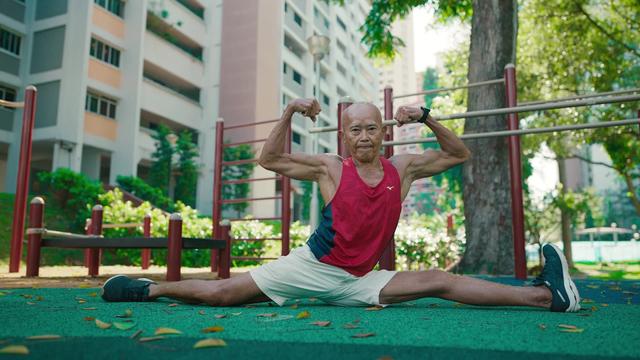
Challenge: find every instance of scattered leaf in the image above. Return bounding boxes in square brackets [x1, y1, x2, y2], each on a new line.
[352, 332, 375, 338]
[365, 306, 383, 311]
[560, 328, 584, 333]
[591, 306, 598, 312]
[26, 335, 61, 340]
[84, 316, 95, 321]
[558, 324, 577, 330]
[168, 303, 179, 307]
[608, 286, 622, 291]
[0, 345, 29, 355]
[214, 314, 227, 319]
[88, 292, 98, 297]
[130, 330, 143, 339]
[21, 294, 32, 299]
[78, 283, 92, 288]
[201, 326, 224, 333]
[26, 302, 35, 305]
[95, 319, 111, 329]
[296, 311, 311, 319]
[581, 299, 594, 304]
[290, 303, 299, 309]
[311, 321, 331, 327]
[82, 307, 97, 311]
[154, 327, 181, 335]
[116, 309, 133, 318]
[231, 312, 242, 316]
[193, 339, 227, 348]
[198, 310, 206, 315]
[343, 323, 359, 329]
[257, 313, 278, 318]
[139, 336, 164, 342]
[601, 304, 609, 307]
[586, 284, 599, 289]
[538, 324, 547, 330]
[77, 300, 87, 304]
[114, 322, 137, 331]
[0, 291, 7, 296]
[35, 296, 44, 301]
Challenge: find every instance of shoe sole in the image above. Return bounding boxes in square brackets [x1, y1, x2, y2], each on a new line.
[545, 244, 580, 312]
[101, 274, 128, 299]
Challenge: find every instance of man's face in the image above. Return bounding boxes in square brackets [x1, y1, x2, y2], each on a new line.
[342, 103, 384, 163]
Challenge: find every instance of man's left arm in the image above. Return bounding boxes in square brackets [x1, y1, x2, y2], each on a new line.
[393, 107, 471, 182]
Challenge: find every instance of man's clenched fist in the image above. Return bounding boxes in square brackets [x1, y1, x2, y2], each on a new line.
[287, 98, 321, 122]
[393, 106, 426, 127]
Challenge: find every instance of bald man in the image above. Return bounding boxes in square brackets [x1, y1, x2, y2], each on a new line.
[102, 98, 580, 313]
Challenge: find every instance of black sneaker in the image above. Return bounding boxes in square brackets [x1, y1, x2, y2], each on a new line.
[101, 275, 156, 302]
[532, 244, 581, 312]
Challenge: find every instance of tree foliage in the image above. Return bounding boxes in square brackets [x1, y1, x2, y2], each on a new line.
[174, 131, 199, 207]
[148, 124, 174, 196]
[222, 144, 256, 217]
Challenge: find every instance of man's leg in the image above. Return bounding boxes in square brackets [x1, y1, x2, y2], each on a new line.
[379, 269, 552, 308]
[148, 272, 270, 306]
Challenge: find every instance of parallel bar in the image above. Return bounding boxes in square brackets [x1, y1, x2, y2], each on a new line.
[222, 176, 281, 185]
[379, 86, 395, 271]
[211, 120, 224, 272]
[38, 237, 226, 249]
[87, 205, 103, 277]
[166, 214, 182, 281]
[382, 118, 640, 146]
[232, 257, 278, 261]
[26, 198, 44, 277]
[221, 196, 282, 204]
[0, 99, 24, 108]
[232, 237, 282, 242]
[281, 124, 292, 256]
[228, 217, 281, 222]
[222, 138, 267, 147]
[309, 93, 640, 133]
[26, 228, 102, 239]
[520, 88, 640, 106]
[392, 78, 504, 99]
[102, 223, 143, 229]
[224, 118, 280, 130]
[141, 214, 151, 270]
[221, 158, 258, 166]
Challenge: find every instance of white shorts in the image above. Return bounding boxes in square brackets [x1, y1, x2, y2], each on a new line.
[249, 244, 397, 307]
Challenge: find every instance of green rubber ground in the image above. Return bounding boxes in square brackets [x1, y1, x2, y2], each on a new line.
[0, 278, 638, 359]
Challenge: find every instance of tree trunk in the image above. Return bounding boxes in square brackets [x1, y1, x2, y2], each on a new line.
[460, 0, 517, 274]
[557, 159, 575, 268]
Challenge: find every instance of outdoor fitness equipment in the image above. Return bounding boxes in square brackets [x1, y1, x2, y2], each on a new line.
[309, 64, 640, 280]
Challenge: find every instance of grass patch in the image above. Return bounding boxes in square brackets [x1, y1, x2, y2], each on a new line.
[574, 261, 640, 280]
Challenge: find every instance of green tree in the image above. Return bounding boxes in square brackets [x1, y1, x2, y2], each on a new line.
[222, 144, 256, 218]
[148, 124, 174, 196]
[174, 130, 199, 207]
[422, 67, 439, 107]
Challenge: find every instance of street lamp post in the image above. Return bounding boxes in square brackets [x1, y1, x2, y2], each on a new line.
[306, 35, 330, 229]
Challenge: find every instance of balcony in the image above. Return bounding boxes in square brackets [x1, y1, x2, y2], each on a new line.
[140, 79, 202, 129]
[283, 72, 305, 99]
[284, 6, 306, 41]
[147, 0, 206, 46]
[146, 11, 203, 61]
[0, 108, 13, 132]
[144, 31, 204, 87]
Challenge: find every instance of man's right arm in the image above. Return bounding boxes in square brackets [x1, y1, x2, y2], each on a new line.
[259, 99, 332, 181]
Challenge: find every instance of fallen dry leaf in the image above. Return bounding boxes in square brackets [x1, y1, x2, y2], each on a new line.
[214, 314, 227, 319]
[560, 328, 584, 333]
[0, 345, 29, 355]
[343, 323, 359, 329]
[198, 310, 206, 315]
[116, 309, 133, 318]
[296, 311, 311, 319]
[310, 321, 331, 327]
[601, 304, 609, 307]
[78, 283, 92, 288]
[201, 326, 224, 333]
[608, 286, 622, 291]
[365, 306, 384, 311]
[95, 319, 111, 329]
[168, 303, 179, 307]
[26, 335, 61, 340]
[352, 332, 375, 338]
[84, 316, 95, 321]
[154, 327, 182, 335]
[139, 336, 164, 342]
[558, 324, 577, 330]
[538, 324, 547, 330]
[290, 303, 299, 309]
[26, 302, 35, 305]
[21, 294, 32, 299]
[114, 322, 136, 331]
[82, 307, 97, 311]
[581, 299, 594, 304]
[231, 312, 242, 316]
[77, 300, 87, 304]
[193, 339, 227, 348]
[586, 285, 599, 289]
[257, 313, 278, 318]
[130, 330, 143, 339]
[88, 292, 98, 297]
[35, 296, 44, 301]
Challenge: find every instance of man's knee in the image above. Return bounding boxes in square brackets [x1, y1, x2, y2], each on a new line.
[195, 281, 234, 307]
[421, 269, 453, 296]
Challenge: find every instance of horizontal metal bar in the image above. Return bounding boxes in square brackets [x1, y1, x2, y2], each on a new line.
[0, 99, 24, 108]
[221, 158, 259, 166]
[232, 237, 282, 242]
[392, 78, 505, 99]
[224, 118, 280, 130]
[40, 237, 226, 249]
[309, 93, 640, 133]
[221, 196, 282, 204]
[228, 217, 281, 222]
[231, 256, 278, 261]
[102, 223, 144, 229]
[26, 228, 102, 239]
[520, 88, 640, 106]
[383, 118, 640, 146]
[222, 138, 267, 148]
[222, 176, 281, 185]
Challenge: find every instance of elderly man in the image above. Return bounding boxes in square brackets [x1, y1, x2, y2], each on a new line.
[102, 98, 580, 312]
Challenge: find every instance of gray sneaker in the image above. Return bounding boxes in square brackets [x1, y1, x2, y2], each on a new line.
[101, 275, 156, 302]
[532, 244, 581, 312]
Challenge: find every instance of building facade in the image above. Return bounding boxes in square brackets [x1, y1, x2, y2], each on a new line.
[0, 0, 222, 214]
[218, 0, 379, 220]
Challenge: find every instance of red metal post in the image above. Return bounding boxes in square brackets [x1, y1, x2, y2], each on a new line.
[379, 86, 396, 271]
[9, 86, 37, 272]
[87, 205, 103, 277]
[281, 125, 292, 256]
[211, 119, 224, 272]
[141, 214, 151, 269]
[337, 97, 353, 158]
[26, 197, 44, 277]
[167, 213, 183, 281]
[505, 64, 527, 280]
[217, 221, 231, 279]
[447, 214, 454, 236]
[83, 219, 91, 267]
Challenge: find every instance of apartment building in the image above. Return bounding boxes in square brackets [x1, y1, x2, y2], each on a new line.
[376, 14, 438, 217]
[0, 0, 222, 214]
[219, 0, 379, 220]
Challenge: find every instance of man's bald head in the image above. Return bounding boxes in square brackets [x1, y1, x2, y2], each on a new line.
[342, 102, 382, 131]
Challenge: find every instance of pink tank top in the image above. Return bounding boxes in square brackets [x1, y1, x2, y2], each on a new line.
[306, 156, 402, 276]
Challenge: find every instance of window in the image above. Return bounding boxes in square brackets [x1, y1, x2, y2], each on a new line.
[283, 63, 288, 74]
[94, 0, 124, 18]
[293, 12, 302, 27]
[90, 38, 121, 67]
[293, 70, 302, 85]
[323, 94, 330, 106]
[85, 92, 117, 119]
[336, 16, 347, 31]
[292, 131, 301, 145]
[0, 85, 17, 110]
[0, 28, 21, 56]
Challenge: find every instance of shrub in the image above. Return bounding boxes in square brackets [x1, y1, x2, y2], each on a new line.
[229, 218, 275, 267]
[116, 175, 174, 211]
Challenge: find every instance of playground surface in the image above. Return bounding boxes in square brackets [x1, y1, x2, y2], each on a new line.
[0, 271, 638, 360]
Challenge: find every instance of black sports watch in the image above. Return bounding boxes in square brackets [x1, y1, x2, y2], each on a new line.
[417, 107, 431, 124]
